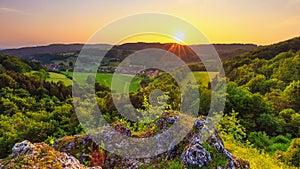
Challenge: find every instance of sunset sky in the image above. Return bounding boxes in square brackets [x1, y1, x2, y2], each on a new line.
[1, 0, 300, 49]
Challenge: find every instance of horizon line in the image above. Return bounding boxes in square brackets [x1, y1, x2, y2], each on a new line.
[2, 35, 300, 50]
[0, 41, 261, 50]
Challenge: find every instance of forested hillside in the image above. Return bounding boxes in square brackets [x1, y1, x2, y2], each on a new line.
[0, 54, 78, 158]
[222, 37, 300, 167]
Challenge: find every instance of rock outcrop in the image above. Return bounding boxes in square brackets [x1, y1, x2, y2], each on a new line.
[0, 140, 102, 169]
[0, 112, 249, 169]
[181, 117, 249, 169]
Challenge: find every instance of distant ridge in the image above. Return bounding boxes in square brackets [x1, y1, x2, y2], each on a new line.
[0, 44, 112, 58]
[0, 42, 257, 65]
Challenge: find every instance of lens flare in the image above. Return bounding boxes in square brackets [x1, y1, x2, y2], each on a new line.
[174, 31, 185, 43]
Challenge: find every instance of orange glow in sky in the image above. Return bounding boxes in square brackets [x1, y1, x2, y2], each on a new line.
[0, 0, 299, 48]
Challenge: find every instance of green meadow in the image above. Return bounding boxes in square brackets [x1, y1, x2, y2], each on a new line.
[43, 71, 217, 92]
[47, 72, 73, 86]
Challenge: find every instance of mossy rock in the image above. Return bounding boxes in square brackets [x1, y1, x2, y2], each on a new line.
[0, 141, 88, 169]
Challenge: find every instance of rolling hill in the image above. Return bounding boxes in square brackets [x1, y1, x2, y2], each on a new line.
[224, 36, 300, 78]
[0, 43, 257, 65]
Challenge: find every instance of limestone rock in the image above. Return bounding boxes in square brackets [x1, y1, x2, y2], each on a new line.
[12, 140, 37, 158]
[53, 134, 106, 167]
[181, 116, 250, 169]
[1, 140, 99, 169]
[181, 143, 212, 168]
[0, 113, 249, 169]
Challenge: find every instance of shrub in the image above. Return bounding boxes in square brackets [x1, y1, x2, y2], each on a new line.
[284, 138, 300, 167]
[247, 131, 271, 150]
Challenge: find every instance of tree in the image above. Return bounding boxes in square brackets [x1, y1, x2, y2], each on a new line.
[272, 53, 300, 83]
[0, 74, 17, 89]
[219, 110, 246, 141]
[280, 110, 300, 137]
[1, 56, 31, 73]
[248, 131, 272, 150]
[283, 80, 300, 111]
[256, 113, 284, 136]
[0, 97, 19, 116]
[32, 69, 48, 81]
[284, 138, 300, 167]
[225, 82, 271, 131]
[265, 89, 288, 113]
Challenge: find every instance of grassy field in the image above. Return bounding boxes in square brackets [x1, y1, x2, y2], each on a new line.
[25, 71, 73, 86]
[192, 72, 218, 87]
[64, 72, 142, 92]
[47, 72, 73, 86]
[50, 71, 218, 91]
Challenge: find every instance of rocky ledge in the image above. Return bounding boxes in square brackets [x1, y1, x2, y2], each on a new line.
[0, 112, 249, 169]
[0, 140, 101, 169]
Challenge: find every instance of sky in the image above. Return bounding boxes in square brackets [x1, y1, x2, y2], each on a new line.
[0, 0, 300, 49]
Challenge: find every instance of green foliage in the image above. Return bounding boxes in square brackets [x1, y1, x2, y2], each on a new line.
[137, 94, 169, 123]
[201, 142, 229, 168]
[0, 97, 19, 116]
[247, 132, 292, 155]
[0, 74, 17, 89]
[277, 138, 300, 167]
[31, 69, 48, 81]
[140, 158, 183, 169]
[225, 37, 300, 76]
[271, 51, 300, 83]
[225, 81, 271, 131]
[279, 109, 296, 121]
[0, 69, 80, 158]
[248, 132, 272, 150]
[0, 53, 45, 72]
[283, 80, 300, 111]
[285, 138, 300, 167]
[256, 113, 284, 136]
[219, 110, 246, 141]
[223, 133, 297, 169]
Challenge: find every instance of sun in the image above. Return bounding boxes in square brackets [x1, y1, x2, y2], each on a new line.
[173, 31, 185, 44]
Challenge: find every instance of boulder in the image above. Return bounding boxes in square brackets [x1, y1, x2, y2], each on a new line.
[12, 140, 37, 158]
[181, 117, 249, 169]
[181, 143, 212, 168]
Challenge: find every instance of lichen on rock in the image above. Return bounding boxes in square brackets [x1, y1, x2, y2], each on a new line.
[181, 116, 250, 169]
[0, 140, 100, 169]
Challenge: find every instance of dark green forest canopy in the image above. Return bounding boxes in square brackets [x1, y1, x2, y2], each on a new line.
[0, 54, 44, 73]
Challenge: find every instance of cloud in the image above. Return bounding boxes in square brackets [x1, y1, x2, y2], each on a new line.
[0, 7, 25, 14]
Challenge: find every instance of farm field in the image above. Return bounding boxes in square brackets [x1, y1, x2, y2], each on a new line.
[62, 71, 216, 91]
[64, 72, 142, 92]
[47, 72, 73, 86]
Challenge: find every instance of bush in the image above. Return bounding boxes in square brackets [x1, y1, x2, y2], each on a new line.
[284, 138, 300, 167]
[272, 135, 291, 144]
[247, 131, 271, 150]
[256, 113, 284, 136]
[268, 143, 290, 154]
[223, 133, 297, 169]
